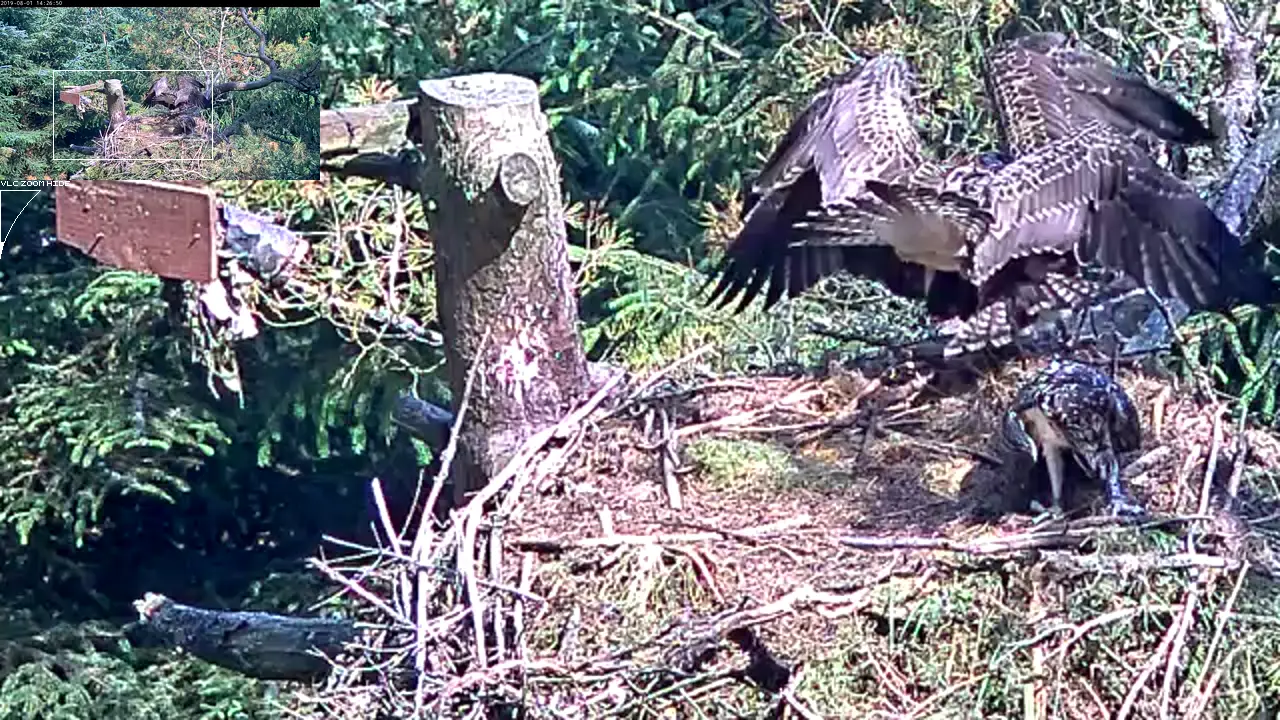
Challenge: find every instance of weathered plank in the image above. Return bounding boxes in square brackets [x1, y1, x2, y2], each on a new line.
[55, 180, 218, 282]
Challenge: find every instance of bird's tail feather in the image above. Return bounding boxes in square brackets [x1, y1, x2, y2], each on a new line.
[941, 300, 1017, 357]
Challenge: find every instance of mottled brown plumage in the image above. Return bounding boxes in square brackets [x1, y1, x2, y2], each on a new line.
[704, 54, 930, 313]
[705, 32, 1241, 358]
[1000, 358, 1144, 517]
[982, 32, 1216, 158]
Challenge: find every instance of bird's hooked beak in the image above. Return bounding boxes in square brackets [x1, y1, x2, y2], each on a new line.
[1002, 411, 1037, 463]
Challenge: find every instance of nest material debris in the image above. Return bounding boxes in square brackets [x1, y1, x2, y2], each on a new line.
[301, 353, 1280, 719]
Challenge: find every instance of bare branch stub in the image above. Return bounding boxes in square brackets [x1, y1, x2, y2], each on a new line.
[419, 72, 592, 504]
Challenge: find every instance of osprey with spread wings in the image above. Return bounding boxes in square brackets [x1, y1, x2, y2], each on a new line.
[705, 32, 1263, 356]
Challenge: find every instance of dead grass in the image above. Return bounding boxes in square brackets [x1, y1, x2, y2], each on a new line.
[300, 355, 1280, 719]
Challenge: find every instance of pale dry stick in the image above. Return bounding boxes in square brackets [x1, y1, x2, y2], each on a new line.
[1197, 407, 1228, 518]
[368, 477, 401, 549]
[1115, 585, 1200, 720]
[308, 557, 413, 626]
[597, 507, 616, 536]
[517, 514, 811, 551]
[514, 552, 535, 658]
[782, 686, 826, 720]
[675, 383, 824, 438]
[884, 428, 1002, 465]
[411, 327, 491, 558]
[867, 651, 916, 711]
[490, 517, 507, 662]
[1171, 442, 1205, 514]
[1041, 605, 1170, 664]
[1184, 644, 1248, 720]
[1157, 576, 1203, 719]
[1077, 676, 1111, 718]
[668, 545, 724, 602]
[530, 422, 589, 495]
[1027, 569, 1047, 720]
[456, 371, 626, 671]
[628, 342, 713, 400]
[1152, 386, 1172, 437]
[1226, 431, 1249, 498]
[1184, 563, 1250, 719]
[656, 513, 813, 545]
[660, 407, 684, 510]
[517, 531, 724, 550]
[319, 534, 545, 603]
[458, 501, 489, 671]
[780, 377, 886, 442]
[438, 657, 576, 696]
[412, 328, 489, 712]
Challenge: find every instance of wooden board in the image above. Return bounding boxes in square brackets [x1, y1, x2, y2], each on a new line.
[55, 180, 218, 282]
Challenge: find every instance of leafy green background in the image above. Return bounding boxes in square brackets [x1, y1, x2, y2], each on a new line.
[0, 0, 1279, 716]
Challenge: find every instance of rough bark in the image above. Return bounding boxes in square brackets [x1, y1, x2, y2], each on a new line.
[320, 99, 414, 155]
[1199, 0, 1276, 167]
[418, 73, 591, 503]
[124, 593, 357, 682]
[104, 79, 126, 129]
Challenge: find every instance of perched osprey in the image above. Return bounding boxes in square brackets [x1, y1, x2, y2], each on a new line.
[1000, 358, 1144, 517]
[706, 32, 1258, 356]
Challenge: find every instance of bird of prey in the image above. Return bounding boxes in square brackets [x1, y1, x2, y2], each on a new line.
[1000, 358, 1144, 518]
[706, 32, 1252, 357]
[703, 53, 930, 314]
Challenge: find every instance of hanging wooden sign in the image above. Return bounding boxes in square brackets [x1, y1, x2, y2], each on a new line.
[55, 180, 218, 282]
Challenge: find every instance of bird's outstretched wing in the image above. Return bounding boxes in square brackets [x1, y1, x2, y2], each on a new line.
[705, 54, 926, 312]
[800, 118, 1254, 355]
[856, 121, 1242, 312]
[983, 31, 1215, 158]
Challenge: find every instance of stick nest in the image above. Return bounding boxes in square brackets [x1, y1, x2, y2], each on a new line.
[296, 354, 1280, 719]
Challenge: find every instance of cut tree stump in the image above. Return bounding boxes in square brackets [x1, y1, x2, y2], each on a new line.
[418, 73, 592, 504]
[105, 79, 126, 128]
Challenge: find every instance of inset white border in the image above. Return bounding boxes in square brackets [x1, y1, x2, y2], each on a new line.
[52, 69, 216, 162]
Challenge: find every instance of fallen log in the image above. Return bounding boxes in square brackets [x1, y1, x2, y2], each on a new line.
[124, 592, 358, 682]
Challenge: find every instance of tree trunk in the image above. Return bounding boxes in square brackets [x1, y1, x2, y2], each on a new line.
[105, 79, 126, 129]
[417, 73, 591, 504]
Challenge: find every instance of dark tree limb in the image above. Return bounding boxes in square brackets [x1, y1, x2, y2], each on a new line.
[187, 7, 320, 102]
[124, 593, 357, 682]
[418, 72, 592, 502]
[1213, 98, 1280, 237]
[321, 150, 422, 193]
[1199, 0, 1278, 166]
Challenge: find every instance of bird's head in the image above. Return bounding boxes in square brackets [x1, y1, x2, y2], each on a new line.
[1000, 410, 1038, 463]
[860, 54, 917, 104]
